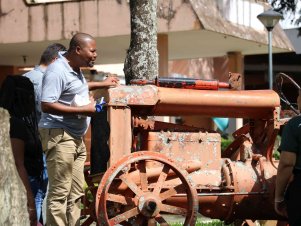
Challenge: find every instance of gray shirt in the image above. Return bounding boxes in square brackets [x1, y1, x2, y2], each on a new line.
[23, 65, 46, 122]
[39, 52, 90, 138]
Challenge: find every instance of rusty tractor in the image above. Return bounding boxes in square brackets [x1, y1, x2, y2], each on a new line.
[81, 75, 289, 226]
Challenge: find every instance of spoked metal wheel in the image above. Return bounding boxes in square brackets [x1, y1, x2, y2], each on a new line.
[95, 151, 198, 226]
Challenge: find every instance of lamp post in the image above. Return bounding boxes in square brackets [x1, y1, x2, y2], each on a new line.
[257, 9, 282, 89]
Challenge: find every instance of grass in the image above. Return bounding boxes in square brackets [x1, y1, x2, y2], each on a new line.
[171, 220, 234, 226]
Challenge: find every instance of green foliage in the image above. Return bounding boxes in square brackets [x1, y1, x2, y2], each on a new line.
[273, 135, 281, 160]
[271, 0, 297, 14]
[221, 137, 233, 152]
[273, 149, 280, 160]
[220, 134, 282, 160]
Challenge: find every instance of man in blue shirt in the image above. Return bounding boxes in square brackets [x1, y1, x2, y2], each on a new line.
[39, 33, 119, 226]
[23, 43, 66, 225]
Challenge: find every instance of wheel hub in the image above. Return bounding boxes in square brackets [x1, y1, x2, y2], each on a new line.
[138, 193, 161, 217]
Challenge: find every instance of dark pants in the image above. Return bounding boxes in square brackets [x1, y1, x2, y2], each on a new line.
[90, 108, 110, 175]
[286, 172, 301, 226]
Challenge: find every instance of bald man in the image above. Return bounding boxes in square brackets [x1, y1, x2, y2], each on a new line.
[39, 33, 119, 225]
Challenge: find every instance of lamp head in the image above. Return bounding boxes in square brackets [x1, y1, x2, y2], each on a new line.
[257, 8, 283, 31]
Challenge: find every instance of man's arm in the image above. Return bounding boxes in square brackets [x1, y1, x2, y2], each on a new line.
[274, 151, 296, 217]
[41, 97, 96, 116]
[11, 138, 37, 226]
[88, 76, 119, 90]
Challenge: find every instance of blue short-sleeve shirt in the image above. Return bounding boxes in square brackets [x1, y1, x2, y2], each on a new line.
[39, 52, 90, 138]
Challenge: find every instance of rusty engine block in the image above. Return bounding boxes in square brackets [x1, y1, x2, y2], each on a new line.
[82, 78, 287, 226]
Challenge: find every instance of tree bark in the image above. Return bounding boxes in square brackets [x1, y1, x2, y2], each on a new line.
[124, 0, 158, 85]
[0, 108, 29, 226]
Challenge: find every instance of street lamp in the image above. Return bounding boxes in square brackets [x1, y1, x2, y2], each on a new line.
[257, 8, 283, 89]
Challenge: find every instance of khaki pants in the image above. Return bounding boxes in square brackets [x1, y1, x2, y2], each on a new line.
[39, 128, 86, 226]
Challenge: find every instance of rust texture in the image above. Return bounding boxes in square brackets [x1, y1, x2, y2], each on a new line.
[104, 85, 280, 118]
[83, 85, 286, 225]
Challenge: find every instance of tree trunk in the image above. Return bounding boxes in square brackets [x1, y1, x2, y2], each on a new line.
[124, 0, 158, 85]
[0, 108, 29, 226]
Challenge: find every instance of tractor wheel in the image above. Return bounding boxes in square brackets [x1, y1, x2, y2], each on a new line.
[95, 151, 198, 226]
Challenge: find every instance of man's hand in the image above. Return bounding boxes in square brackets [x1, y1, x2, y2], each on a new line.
[88, 76, 120, 90]
[103, 76, 119, 87]
[81, 96, 97, 116]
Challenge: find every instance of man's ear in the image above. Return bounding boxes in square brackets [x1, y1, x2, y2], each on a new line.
[75, 46, 81, 54]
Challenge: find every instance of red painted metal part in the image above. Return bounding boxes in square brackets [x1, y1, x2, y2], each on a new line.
[95, 151, 198, 226]
[106, 85, 280, 118]
[154, 88, 280, 118]
[130, 77, 231, 90]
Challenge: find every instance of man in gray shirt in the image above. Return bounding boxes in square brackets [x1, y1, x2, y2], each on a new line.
[24, 43, 66, 122]
[39, 33, 119, 226]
